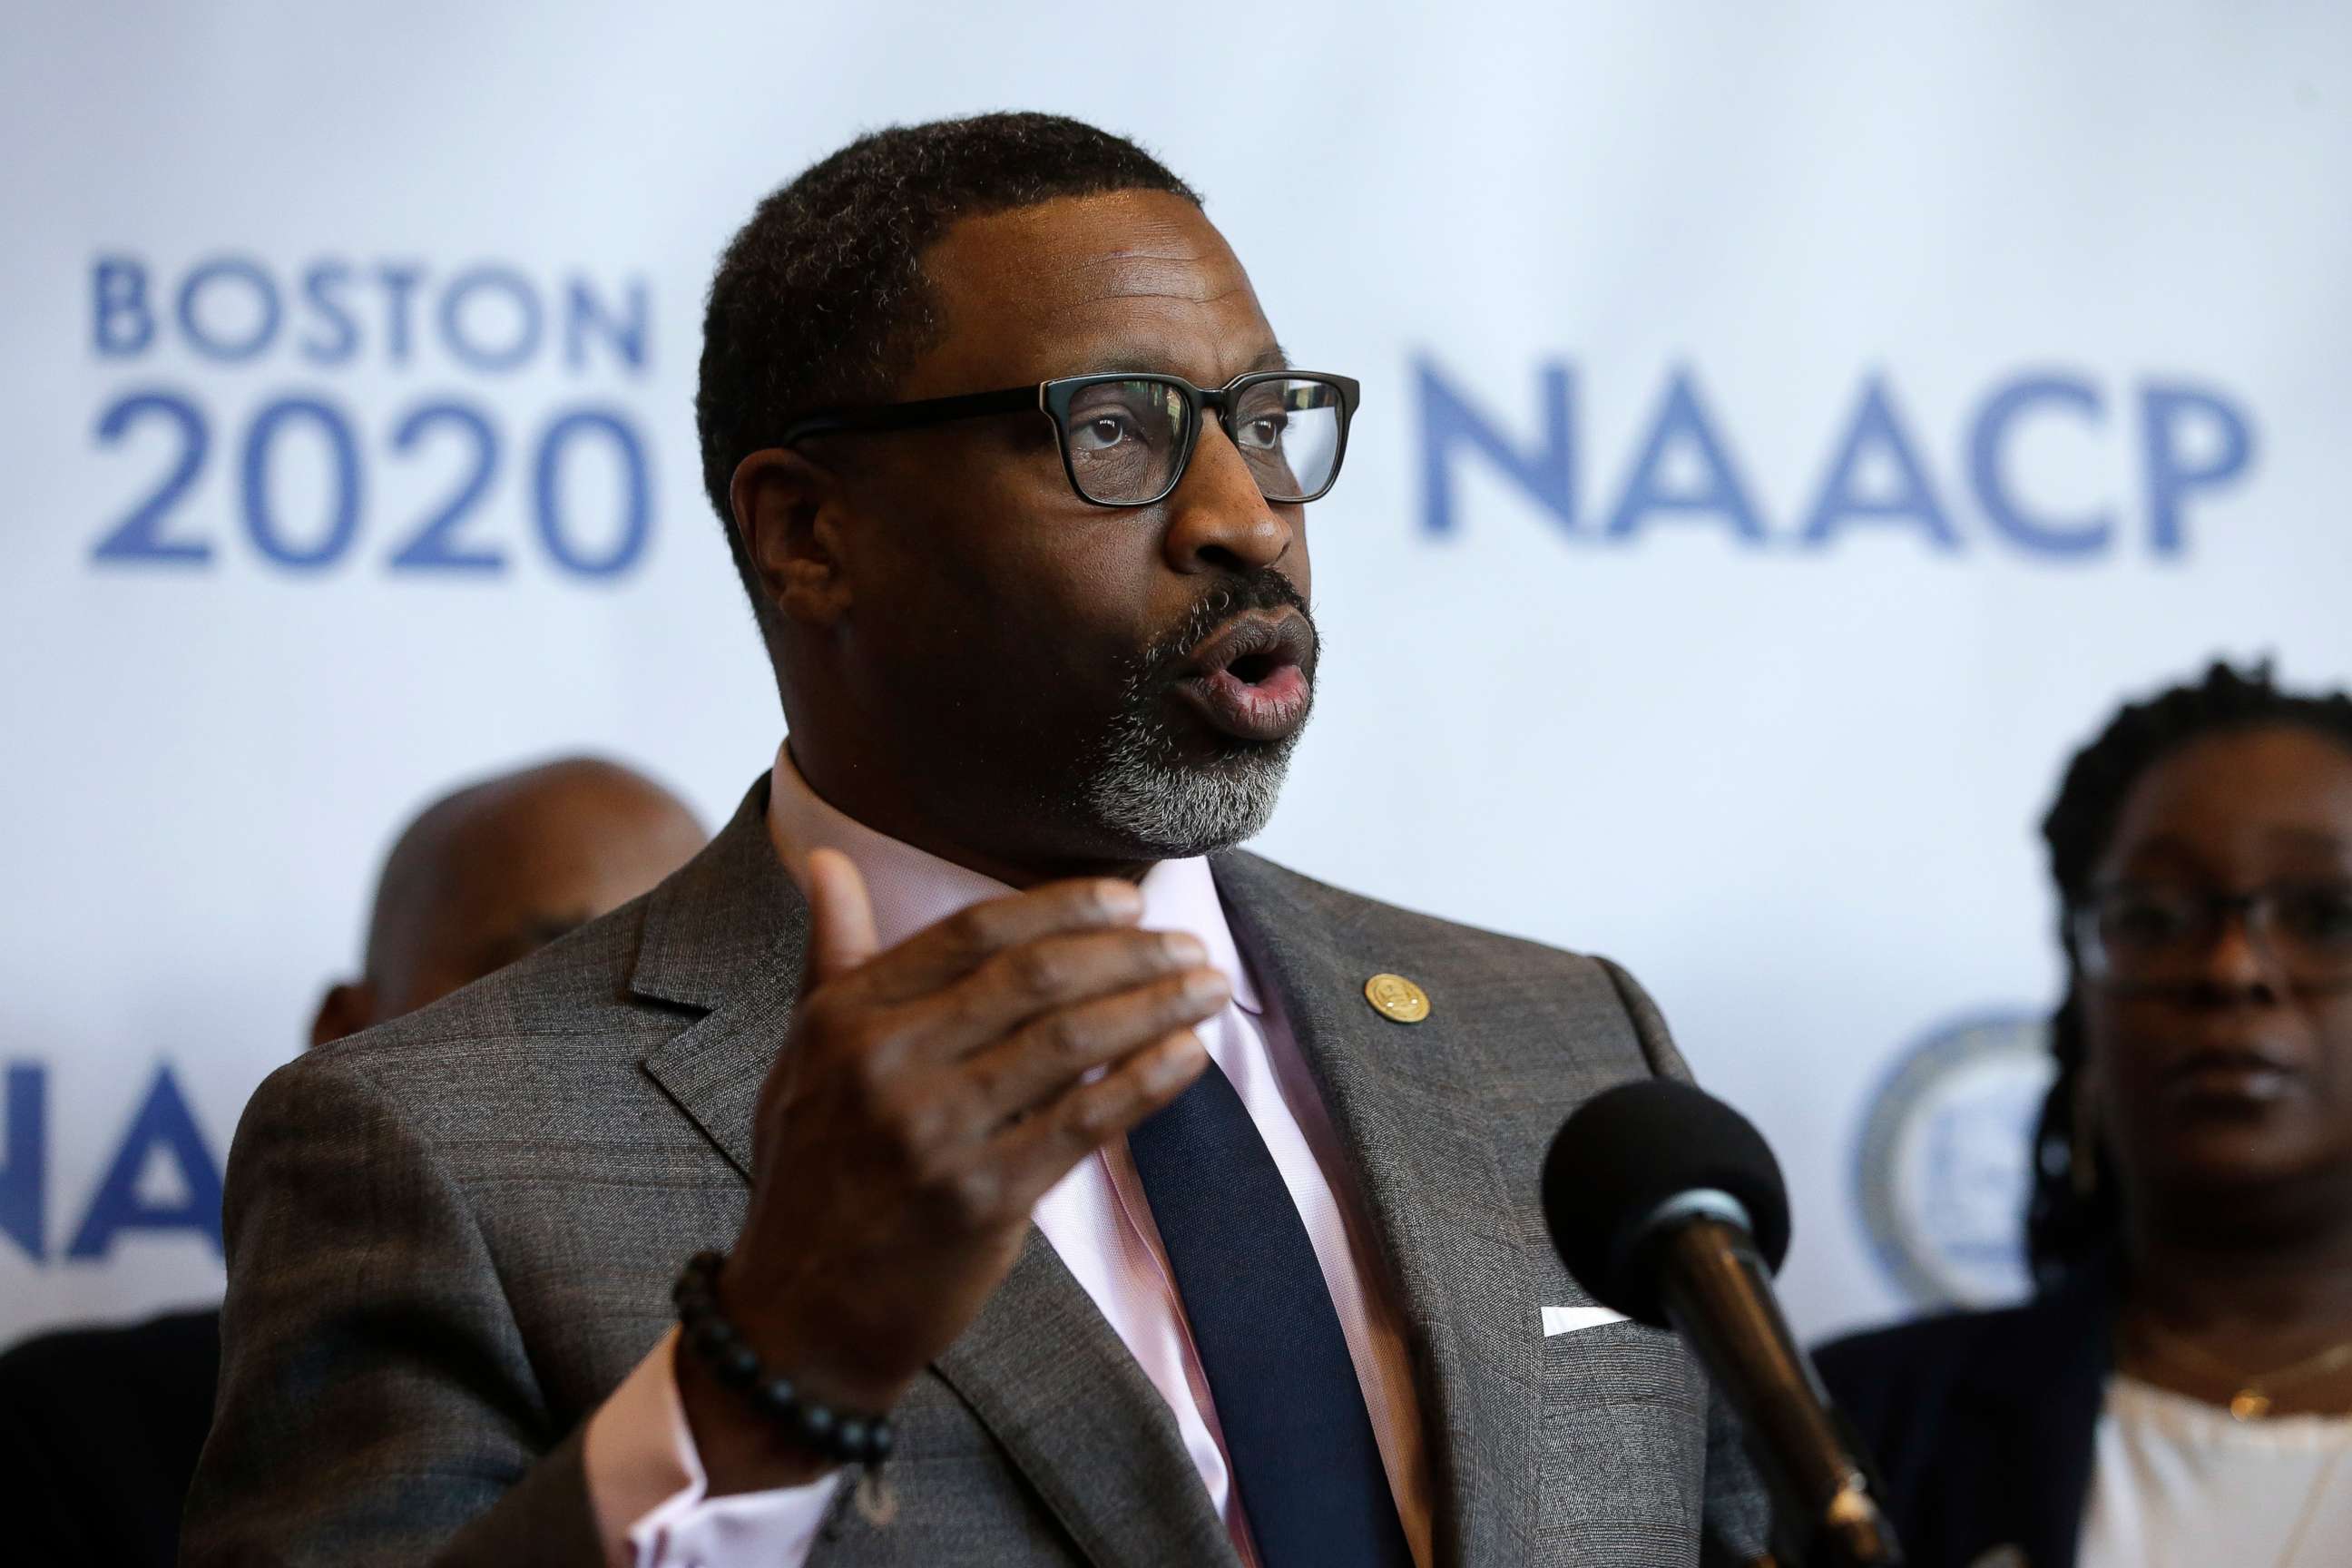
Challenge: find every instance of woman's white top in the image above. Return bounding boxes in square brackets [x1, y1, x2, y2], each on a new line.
[2076, 1375, 2352, 1568]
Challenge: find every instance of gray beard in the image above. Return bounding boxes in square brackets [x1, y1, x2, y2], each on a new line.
[1077, 683, 1304, 860]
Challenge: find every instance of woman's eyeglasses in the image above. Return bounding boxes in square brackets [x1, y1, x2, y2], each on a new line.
[2072, 881, 2352, 988]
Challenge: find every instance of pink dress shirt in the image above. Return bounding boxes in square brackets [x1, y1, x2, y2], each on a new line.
[582, 745, 1433, 1567]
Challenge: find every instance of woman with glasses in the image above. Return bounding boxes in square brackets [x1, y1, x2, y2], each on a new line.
[1816, 662, 2352, 1568]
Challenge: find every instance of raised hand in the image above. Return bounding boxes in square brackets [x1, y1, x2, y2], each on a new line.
[677, 849, 1222, 1491]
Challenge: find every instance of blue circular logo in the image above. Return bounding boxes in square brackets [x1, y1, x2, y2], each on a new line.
[1854, 1011, 2055, 1309]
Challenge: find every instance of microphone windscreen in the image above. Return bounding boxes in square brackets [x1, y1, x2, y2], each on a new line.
[1541, 1079, 1792, 1324]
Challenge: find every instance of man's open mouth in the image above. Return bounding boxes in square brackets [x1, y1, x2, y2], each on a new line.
[1170, 611, 1316, 744]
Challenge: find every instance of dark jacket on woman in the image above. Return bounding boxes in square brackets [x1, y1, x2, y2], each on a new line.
[1812, 1266, 2115, 1568]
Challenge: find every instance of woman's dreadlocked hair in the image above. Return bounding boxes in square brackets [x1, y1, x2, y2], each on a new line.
[2025, 660, 2352, 1289]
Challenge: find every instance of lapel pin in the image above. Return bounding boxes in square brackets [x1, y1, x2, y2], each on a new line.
[1363, 973, 1431, 1024]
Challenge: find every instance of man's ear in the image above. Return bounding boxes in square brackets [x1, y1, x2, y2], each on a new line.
[309, 980, 377, 1049]
[731, 447, 854, 628]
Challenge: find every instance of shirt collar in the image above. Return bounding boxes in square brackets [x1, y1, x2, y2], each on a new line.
[765, 740, 1260, 1014]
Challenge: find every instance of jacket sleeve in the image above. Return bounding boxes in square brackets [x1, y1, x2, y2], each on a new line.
[1593, 957, 1778, 1564]
[182, 1054, 605, 1566]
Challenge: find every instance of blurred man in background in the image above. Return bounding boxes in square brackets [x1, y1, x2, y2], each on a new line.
[308, 757, 710, 1046]
[0, 756, 706, 1567]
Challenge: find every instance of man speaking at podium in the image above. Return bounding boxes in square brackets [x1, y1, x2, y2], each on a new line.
[185, 113, 1766, 1566]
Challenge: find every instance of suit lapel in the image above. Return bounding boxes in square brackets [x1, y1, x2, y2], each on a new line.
[931, 1234, 1240, 1567]
[633, 779, 1234, 1566]
[1211, 853, 1544, 1567]
[633, 779, 808, 1175]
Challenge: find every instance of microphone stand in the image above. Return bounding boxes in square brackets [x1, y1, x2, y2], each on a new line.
[1659, 1219, 1903, 1567]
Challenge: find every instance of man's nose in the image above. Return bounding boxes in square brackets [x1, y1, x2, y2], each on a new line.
[1161, 421, 1295, 574]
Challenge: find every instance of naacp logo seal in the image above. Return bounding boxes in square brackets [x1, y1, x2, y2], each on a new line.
[1853, 1012, 2054, 1309]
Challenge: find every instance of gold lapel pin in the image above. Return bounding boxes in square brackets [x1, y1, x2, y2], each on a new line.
[1364, 973, 1431, 1024]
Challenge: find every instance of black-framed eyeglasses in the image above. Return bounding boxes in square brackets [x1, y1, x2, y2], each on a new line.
[2070, 880, 2352, 989]
[779, 370, 1361, 508]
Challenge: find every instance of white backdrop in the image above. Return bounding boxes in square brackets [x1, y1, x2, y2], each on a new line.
[5, 0, 2348, 1347]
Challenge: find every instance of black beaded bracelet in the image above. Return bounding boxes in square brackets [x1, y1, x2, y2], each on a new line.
[672, 1250, 897, 1468]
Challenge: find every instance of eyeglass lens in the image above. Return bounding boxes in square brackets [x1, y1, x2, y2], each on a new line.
[1063, 377, 1345, 505]
[2080, 883, 2352, 984]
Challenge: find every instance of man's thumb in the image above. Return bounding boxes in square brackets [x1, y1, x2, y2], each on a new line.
[804, 848, 880, 984]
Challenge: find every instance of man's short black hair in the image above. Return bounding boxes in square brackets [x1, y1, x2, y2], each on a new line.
[695, 112, 1201, 627]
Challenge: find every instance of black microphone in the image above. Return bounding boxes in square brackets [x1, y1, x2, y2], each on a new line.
[1541, 1080, 1901, 1567]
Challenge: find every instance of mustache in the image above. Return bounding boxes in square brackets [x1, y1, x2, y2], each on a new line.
[1136, 569, 1317, 681]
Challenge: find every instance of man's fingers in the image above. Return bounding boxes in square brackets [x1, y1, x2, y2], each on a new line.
[892, 928, 1215, 1062]
[958, 967, 1230, 1120]
[804, 848, 880, 985]
[993, 1029, 1211, 1210]
[841, 879, 1146, 1005]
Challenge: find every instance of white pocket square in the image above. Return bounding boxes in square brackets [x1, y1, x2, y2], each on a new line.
[1542, 1306, 1630, 1337]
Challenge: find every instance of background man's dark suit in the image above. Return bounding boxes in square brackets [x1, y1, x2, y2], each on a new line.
[0, 1308, 219, 1564]
[184, 781, 1769, 1564]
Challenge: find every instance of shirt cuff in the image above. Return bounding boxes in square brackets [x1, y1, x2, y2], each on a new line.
[583, 1326, 845, 1568]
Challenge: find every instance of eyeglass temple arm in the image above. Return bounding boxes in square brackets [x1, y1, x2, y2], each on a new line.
[779, 385, 1044, 445]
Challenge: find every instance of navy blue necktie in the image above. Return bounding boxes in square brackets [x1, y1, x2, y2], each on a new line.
[1123, 1053, 1416, 1568]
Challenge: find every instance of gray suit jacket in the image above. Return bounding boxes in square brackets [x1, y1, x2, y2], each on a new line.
[185, 779, 1769, 1566]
